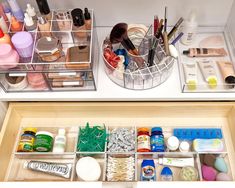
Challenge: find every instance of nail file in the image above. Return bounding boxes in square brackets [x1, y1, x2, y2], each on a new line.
[173, 128, 223, 141]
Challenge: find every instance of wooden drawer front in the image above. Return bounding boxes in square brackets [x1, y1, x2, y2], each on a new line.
[0, 102, 235, 184]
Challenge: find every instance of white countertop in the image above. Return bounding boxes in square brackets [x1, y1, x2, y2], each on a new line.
[0, 27, 235, 102]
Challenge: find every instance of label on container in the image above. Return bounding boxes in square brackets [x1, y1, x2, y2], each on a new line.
[63, 81, 81, 86]
[34, 134, 53, 152]
[141, 165, 156, 181]
[17, 134, 35, 152]
[151, 135, 164, 152]
[137, 135, 150, 150]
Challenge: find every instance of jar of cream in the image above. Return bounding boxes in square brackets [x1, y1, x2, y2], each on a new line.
[0, 43, 19, 70]
[35, 36, 63, 62]
[33, 131, 54, 152]
[5, 74, 28, 90]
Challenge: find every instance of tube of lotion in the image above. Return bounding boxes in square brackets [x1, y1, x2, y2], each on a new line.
[24, 160, 72, 179]
[217, 61, 235, 88]
[198, 60, 217, 88]
[183, 48, 227, 57]
[183, 63, 197, 90]
[158, 157, 194, 167]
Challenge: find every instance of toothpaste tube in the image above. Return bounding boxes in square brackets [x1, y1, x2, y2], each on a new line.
[193, 139, 224, 152]
[24, 160, 72, 179]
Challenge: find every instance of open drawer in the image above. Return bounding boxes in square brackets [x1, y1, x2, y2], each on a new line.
[0, 102, 235, 187]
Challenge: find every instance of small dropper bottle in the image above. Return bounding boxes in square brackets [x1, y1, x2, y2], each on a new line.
[26, 4, 37, 20]
[24, 13, 37, 31]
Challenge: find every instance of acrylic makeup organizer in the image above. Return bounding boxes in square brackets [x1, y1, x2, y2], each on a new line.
[0, 9, 98, 92]
[177, 31, 235, 93]
[4, 123, 233, 182]
[102, 26, 175, 90]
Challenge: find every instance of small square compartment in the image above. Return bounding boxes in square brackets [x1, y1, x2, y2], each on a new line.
[73, 153, 105, 181]
[137, 153, 201, 181]
[5, 156, 75, 181]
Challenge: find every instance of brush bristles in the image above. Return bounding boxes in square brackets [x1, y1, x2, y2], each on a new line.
[110, 23, 128, 43]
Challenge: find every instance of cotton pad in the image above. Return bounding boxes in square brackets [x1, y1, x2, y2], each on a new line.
[76, 157, 101, 181]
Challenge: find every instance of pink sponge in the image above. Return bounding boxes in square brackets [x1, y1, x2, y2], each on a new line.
[202, 165, 217, 181]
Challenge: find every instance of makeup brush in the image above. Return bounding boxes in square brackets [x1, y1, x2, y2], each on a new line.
[163, 7, 170, 56]
[110, 23, 138, 55]
[168, 17, 184, 40]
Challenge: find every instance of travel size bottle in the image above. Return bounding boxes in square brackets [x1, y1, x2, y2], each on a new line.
[180, 11, 198, 45]
[26, 4, 37, 20]
[53, 129, 66, 153]
[24, 13, 37, 31]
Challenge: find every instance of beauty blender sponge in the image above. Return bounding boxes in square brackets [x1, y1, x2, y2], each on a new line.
[214, 157, 228, 173]
[203, 154, 217, 167]
[216, 173, 232, 181]
[202, 165, 217, 181]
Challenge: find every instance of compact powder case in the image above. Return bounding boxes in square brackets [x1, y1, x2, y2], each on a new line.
[35, 36, 63, 62]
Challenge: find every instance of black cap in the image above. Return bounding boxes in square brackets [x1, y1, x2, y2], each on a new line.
[225, 76, 235, 89]
[183, 50, 190, 55]
[84, 8, 91, 20]
[71, 8, 85, 27]
[36, 0, 50, 15]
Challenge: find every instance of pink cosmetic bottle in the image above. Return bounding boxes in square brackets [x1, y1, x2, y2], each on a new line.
[0, 43, 19, 70]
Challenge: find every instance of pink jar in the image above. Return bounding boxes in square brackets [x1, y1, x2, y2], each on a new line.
[27, 73, 48, 90]
[0, 43, 19, 70]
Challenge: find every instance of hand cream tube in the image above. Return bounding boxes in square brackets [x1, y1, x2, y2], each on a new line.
[198, 60, 217, 88]
[183, 48, 227, 57]
[183, 63, 197, 90]
[24, 160, 72, 179]
[217, 61, 235, 88]
[157, 157, 194, 167]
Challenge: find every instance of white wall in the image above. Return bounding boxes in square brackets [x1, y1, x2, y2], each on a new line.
[0, 102, 7, 130]
[227, 0, 235, 57]
[18, 0, 234, 26]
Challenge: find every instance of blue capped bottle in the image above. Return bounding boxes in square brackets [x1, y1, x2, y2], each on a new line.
[150, 127, 165, 152]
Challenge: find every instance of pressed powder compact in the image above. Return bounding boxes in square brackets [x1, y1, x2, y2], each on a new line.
[35, 36, 63, 62]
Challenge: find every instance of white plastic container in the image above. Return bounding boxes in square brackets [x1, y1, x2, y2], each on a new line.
[53, 129, 66, 153]
[180, 11, 198, 45]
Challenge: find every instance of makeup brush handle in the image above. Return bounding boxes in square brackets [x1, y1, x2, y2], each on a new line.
[163, 32, 170, 56]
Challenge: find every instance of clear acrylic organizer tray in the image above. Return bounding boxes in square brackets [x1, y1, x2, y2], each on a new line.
[5, 124, 232, 182]
[102, 25, 175, 90]
[0, 9, 99, 92]
[177, 30, 235, 93]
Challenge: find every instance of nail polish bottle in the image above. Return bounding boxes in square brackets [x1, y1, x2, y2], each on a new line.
[38, 16, 51, 37]
[0, 3, 8, 21]
[84, 8, 91, 30]
[26, 4, 37, 20]
[71, 8, 87, 39]
[1, 1, 12, 22]
[24, 13, 37, 32]
[0, 15, 9, 33]
[10, 16, 23, 32]
[7, 0, 24, 22]
[36, 0, 52, 20]
[0, 27, 12, 46]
